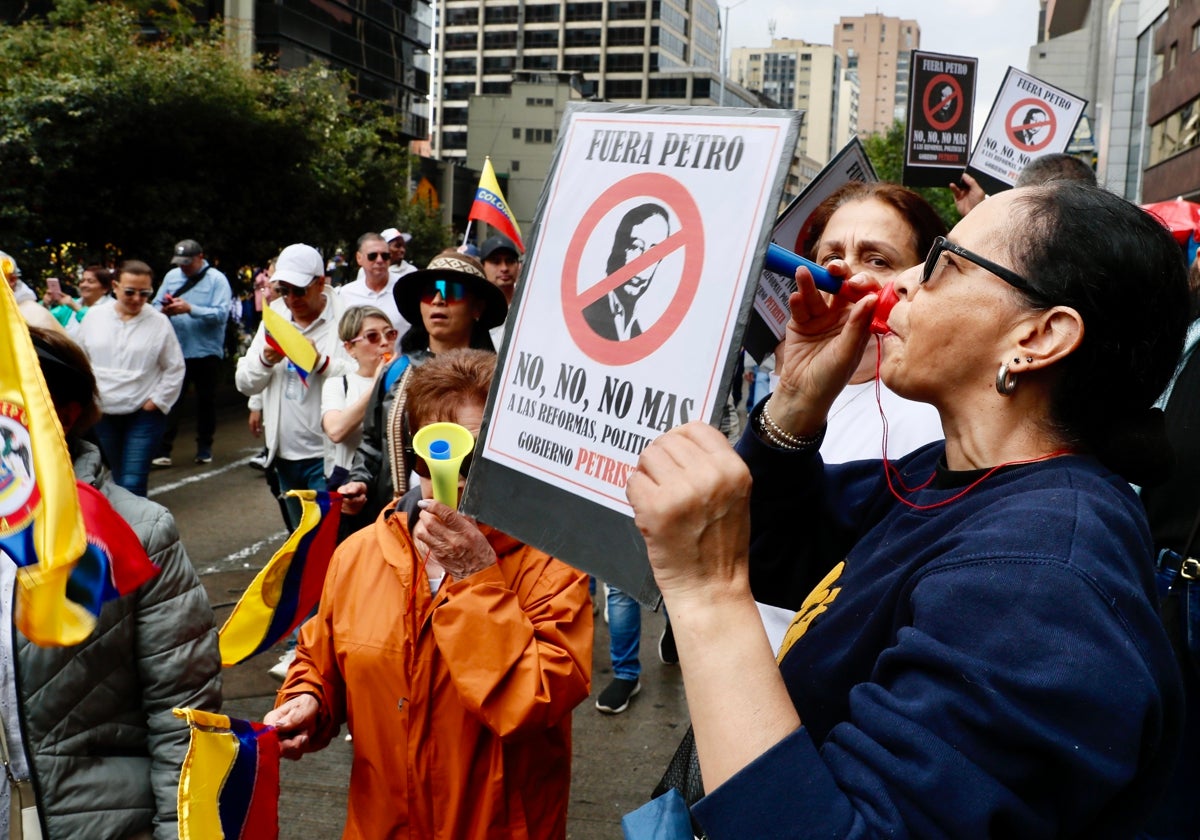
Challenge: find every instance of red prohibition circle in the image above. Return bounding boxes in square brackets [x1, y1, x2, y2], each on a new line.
[923, 74, 963, 132]
[562, 173, 705, 366]
[1005, 97, 1057, 153]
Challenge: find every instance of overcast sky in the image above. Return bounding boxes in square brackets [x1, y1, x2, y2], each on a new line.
[726, 0, 1043, 137]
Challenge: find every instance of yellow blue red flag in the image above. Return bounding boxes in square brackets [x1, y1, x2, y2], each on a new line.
[0, 266, 91, 646]
[261, 307, 323, 387]
[174, 708, 280, 840]
[218, 490, 340, 666]
[469, 157, 525, 252]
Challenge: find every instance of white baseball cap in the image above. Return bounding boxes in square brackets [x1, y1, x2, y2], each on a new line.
[273, 244, 325, 287]
[380, 227, 412, 244]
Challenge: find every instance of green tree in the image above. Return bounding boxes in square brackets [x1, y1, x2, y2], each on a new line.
[0, 5, 409, 287]
[863, 119, 961, 229]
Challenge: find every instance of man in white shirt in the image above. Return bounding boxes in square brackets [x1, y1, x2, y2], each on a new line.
[337, 232, 409, 339]
[381, 226, 417, 279]
[235, 244, 354, 531]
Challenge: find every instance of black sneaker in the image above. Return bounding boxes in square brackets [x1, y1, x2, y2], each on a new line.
[194, 449, 213, 465]
[595, 677, 640, 714]
[658, 622, 679, 665]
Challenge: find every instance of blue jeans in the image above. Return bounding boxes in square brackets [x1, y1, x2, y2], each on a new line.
[94, 409, 167, 497]
[607, 585, 641, 681]
[273, 456, 327, 532]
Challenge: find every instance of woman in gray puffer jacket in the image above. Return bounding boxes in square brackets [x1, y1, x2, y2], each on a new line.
[2, 327, 222, 840]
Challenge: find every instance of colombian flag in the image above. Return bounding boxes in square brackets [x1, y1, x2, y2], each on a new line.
[174, 708, 280, 840]
[261, 307, 323, 387]
[469, 157, 525, 252]
[218, 490, 340, 666]
[67, 482, 160, 618]
[0, 266, 90, 646]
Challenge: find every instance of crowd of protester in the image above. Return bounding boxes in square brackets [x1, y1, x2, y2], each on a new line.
[4, 155, 1200, 839]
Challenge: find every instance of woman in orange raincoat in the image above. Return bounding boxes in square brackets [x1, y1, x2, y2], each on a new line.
[265, 349, 593, 839]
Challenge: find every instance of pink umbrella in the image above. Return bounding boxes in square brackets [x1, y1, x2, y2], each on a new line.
[1141, 198, 1200, 246]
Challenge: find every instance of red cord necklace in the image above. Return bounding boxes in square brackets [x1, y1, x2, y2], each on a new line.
[869, 336, 1073, 511]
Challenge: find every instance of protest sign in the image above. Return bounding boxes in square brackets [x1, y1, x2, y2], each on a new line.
[902, 50, 977, 188]
[966, 67, 1087, 195]
[461, 103, 799, 605]
[742, 138, 877, 364]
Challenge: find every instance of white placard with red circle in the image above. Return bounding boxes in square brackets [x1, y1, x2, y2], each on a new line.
[476, 105, 796, 516]
[967, 67, 1086, 190]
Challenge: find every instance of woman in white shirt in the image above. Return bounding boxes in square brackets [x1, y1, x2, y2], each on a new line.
[322, 306, 394, 539]
[76, 260, 184, 496]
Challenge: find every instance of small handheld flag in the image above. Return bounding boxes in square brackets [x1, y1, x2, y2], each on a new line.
[218, 490, 341, 666]
[174, 708, 280, 840]
[261, 307, 321, 387]
[468, 157, 524, 252]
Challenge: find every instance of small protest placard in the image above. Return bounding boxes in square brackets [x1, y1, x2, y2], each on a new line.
[902, 50, 977, 189]
[966, 67, 1087, 195]
[461, 103, 799, 605]
[742, 138, 877, 364]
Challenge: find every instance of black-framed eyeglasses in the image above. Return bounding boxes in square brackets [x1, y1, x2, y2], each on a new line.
[119, 287, 153, 298]
[364, 251, 389, 262]
[922, 235, 1039, 297]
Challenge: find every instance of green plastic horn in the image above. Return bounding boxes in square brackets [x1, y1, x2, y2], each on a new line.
[412, 422, 475, 507]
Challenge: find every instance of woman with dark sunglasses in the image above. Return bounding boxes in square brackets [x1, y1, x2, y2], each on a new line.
[266, 349, 591, 839]
[337, 250, 507, 525]
[626, 183, 1189, 838]
[74, 259, 185, 496]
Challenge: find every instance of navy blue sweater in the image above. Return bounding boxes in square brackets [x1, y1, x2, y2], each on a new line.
[693, 422, 1183, 839]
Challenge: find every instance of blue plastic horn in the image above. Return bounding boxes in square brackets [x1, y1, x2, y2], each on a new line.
[764, 242, 840, 294]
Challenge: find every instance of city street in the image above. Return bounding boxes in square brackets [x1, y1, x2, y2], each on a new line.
[148, 377, 688, 839]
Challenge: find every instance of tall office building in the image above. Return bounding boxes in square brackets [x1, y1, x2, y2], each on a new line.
[240, 1, 432, 141]
[435, 0, 725, 161]
[730, 39, 858, 165]
[0, 1, 434, 142]
[833, 13, 919, 137]
[1144, 0, 1199, 201]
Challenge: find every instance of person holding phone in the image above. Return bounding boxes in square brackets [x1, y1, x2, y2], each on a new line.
[47, 266, 116, 334]
[151, 238, 232, 467]
[75, 260, 185, 497]
[41, 276, 73, 326]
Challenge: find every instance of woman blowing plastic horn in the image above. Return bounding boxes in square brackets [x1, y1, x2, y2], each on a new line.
[627, 183, 1188, 838]
[265, 349, 592, 840]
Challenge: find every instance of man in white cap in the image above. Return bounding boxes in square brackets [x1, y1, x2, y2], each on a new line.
[235, 244, 354, 532]
[151, 238, 232, 467]
[381, 226, 417, 278]
[337, 231, 410, 338]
